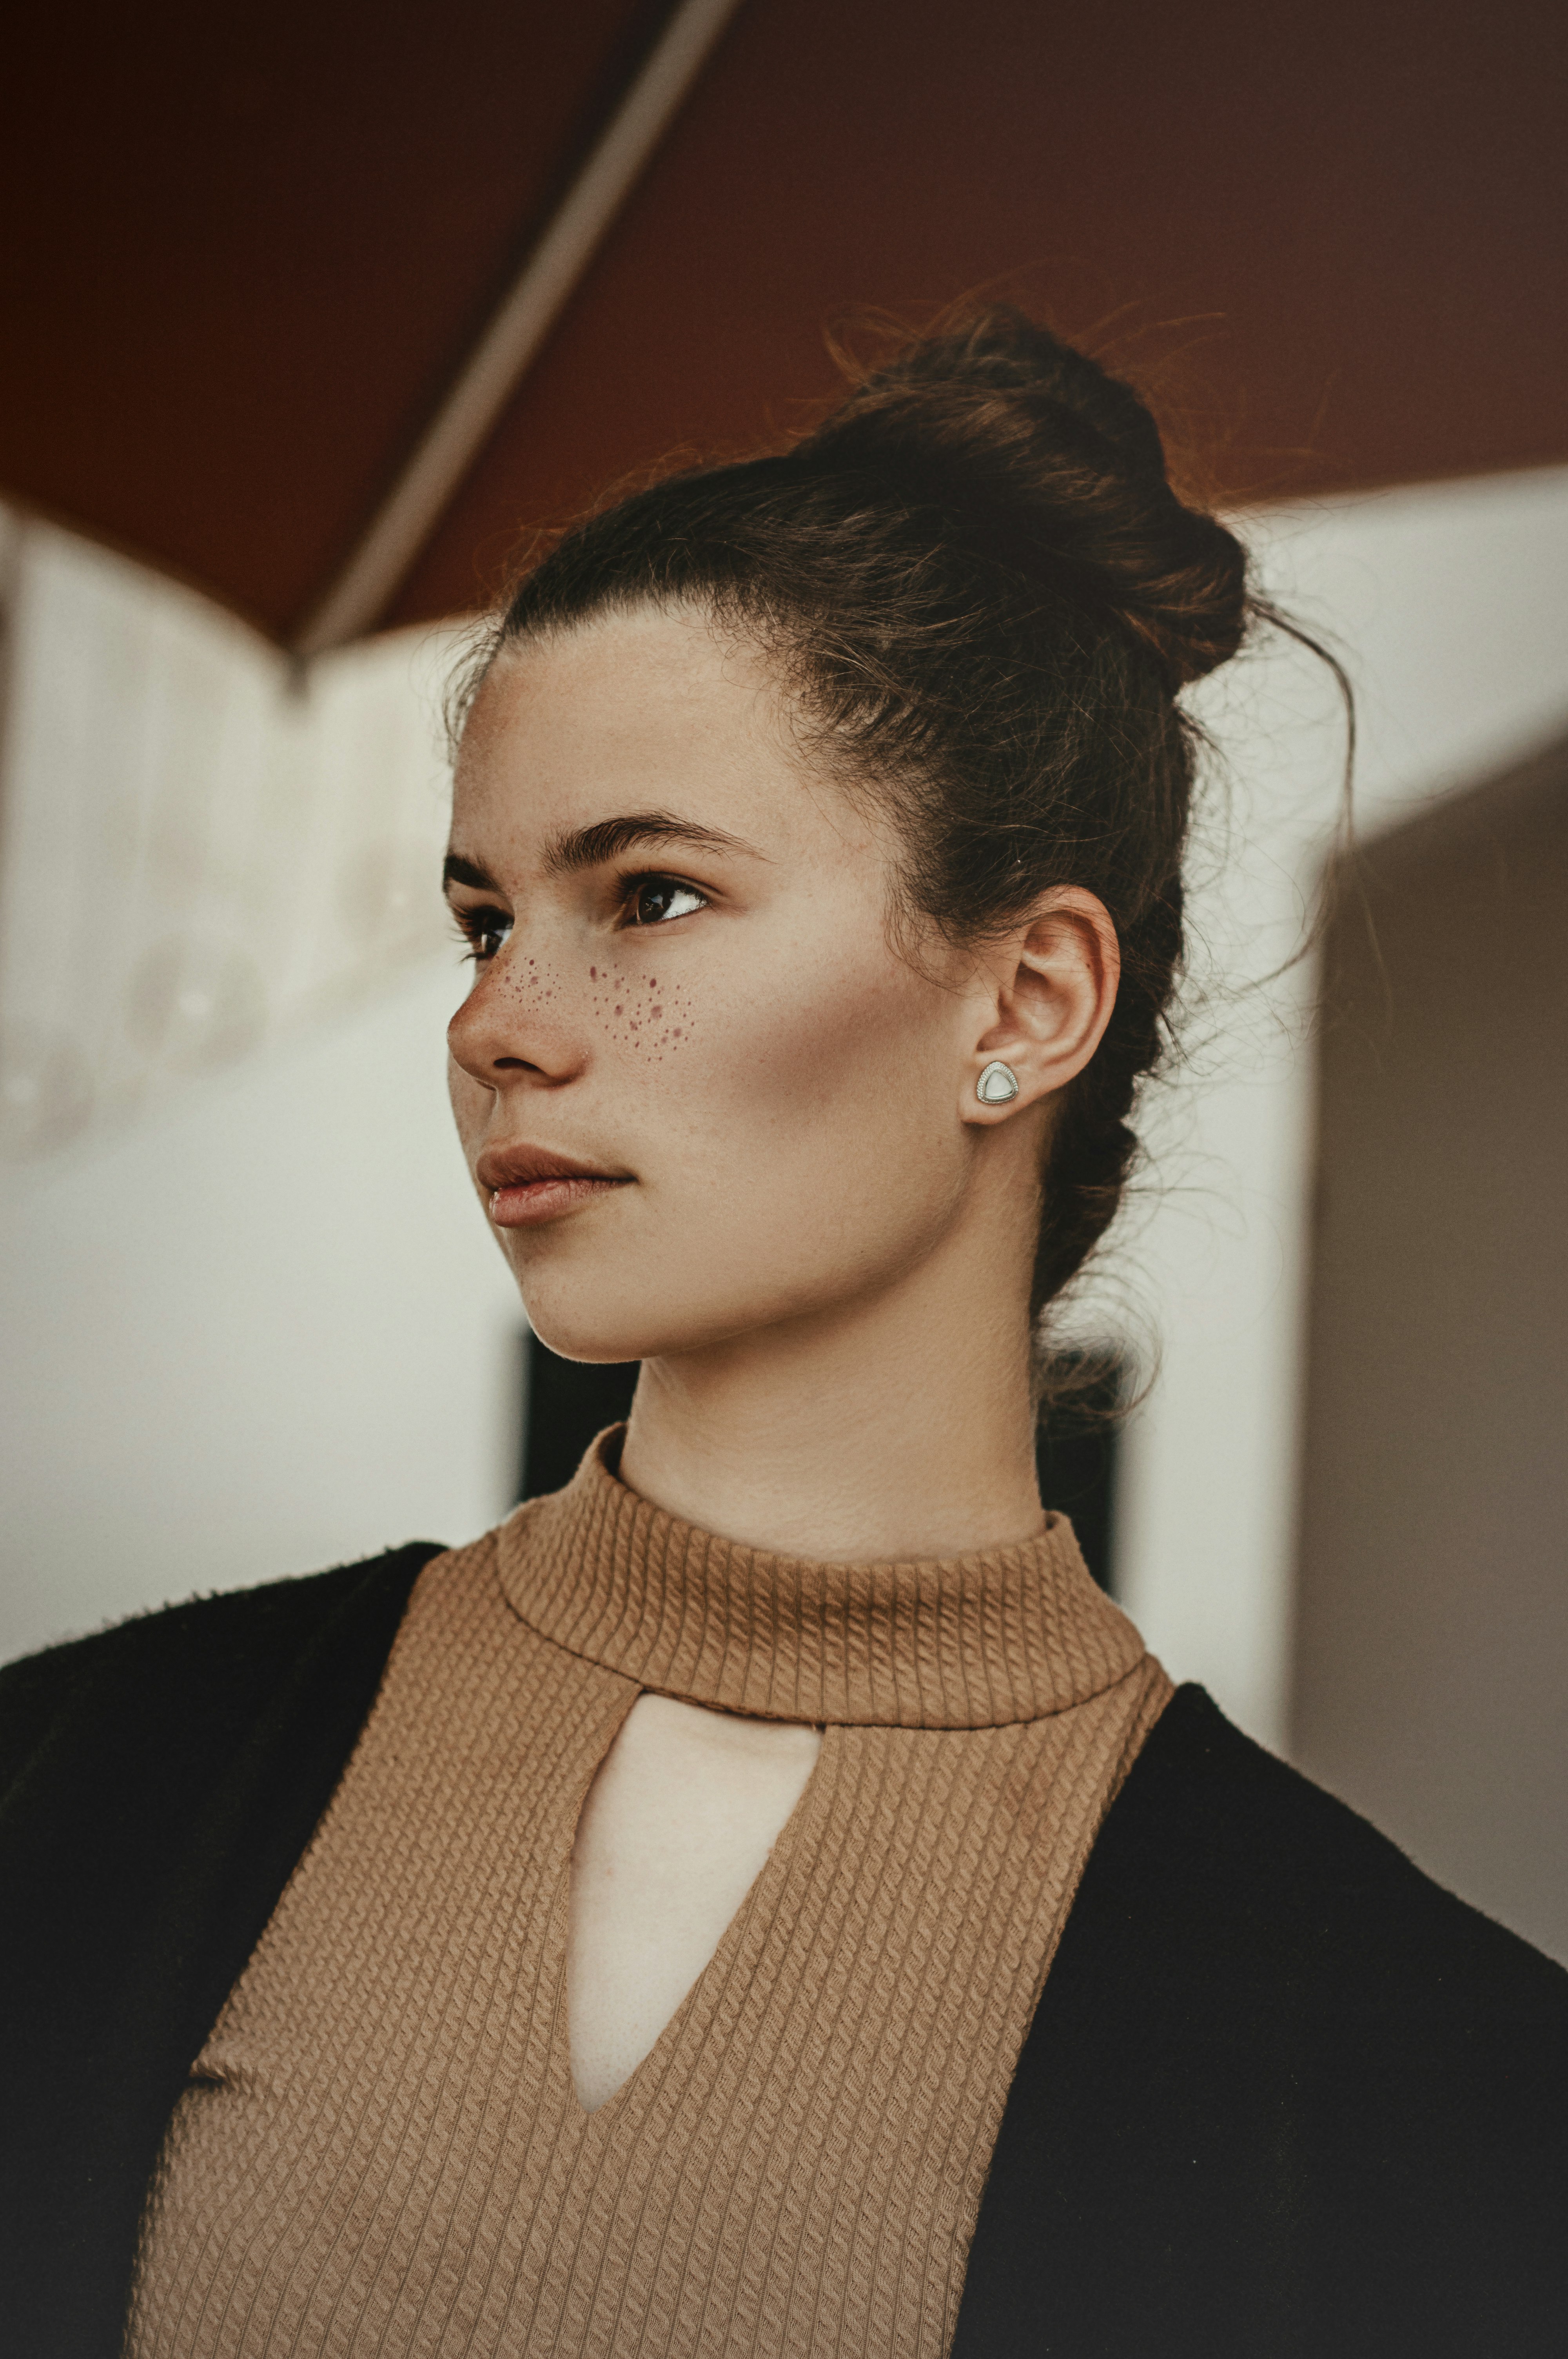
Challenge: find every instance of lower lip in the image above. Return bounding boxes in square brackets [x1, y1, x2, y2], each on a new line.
[488, 1175, 630, 1228]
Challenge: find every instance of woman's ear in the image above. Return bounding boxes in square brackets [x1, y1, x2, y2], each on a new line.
[962, 887, 1120, 1125]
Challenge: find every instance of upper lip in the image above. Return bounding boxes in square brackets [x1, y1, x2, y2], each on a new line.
[475, 1142, 628, 1192]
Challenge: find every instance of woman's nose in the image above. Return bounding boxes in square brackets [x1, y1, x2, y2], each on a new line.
[446, 959, 579, 1090]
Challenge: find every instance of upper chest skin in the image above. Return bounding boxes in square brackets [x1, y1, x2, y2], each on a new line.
[567, 1690, 823, 2111]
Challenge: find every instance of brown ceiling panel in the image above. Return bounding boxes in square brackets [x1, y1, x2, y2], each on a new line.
[4, 0, 670, 637]
[7, 0, 1566, 645]
[392, 0, 1568, 628]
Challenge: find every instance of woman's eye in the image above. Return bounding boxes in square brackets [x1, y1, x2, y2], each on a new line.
[456, 906, 512, 963]
[625, 876, 708, 926]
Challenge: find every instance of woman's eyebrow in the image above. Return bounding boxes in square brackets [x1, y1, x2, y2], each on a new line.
[441, 815, 765, 898]
[541, 811, 766, 875]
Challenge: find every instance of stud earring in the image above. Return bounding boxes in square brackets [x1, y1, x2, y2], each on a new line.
[976, 1060, 1020, 1105]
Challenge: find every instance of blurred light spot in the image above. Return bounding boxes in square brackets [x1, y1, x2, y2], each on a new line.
[0, 1024, 94, 1158]
[128, 936, 268, 1073]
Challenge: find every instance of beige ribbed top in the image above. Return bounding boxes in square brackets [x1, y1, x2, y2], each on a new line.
[127, 1433, 1171, 2359]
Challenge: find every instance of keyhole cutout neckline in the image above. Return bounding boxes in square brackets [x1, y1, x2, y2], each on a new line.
[565, 1692, 824, 2114]
[503, 1425, 1148, 2113]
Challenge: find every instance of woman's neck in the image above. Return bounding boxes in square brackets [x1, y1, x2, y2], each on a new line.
[619, 1217, 1043, 1563]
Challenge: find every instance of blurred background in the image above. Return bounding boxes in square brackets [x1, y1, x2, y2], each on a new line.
[2, 0, 1564, 1957]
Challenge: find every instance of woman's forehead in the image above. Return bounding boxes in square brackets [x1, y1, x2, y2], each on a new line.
[453, 612, 875, 869]
[475, 605, 772, 724]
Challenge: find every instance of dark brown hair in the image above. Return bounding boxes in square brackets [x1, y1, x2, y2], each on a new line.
[454, 308, 1309, 1356]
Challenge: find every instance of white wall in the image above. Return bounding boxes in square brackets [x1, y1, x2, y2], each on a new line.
[0, 958, 522, 1661]
[0, 523, 467, 1156]
[1290, 743, 1568, 1960]
[0, 527, 521, 1663]
[1112, 467, 1568, 1746]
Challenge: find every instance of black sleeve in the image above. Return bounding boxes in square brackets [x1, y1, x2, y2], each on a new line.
[953, 1683, 1568, 2359]
[0, 1542, 441, 2359]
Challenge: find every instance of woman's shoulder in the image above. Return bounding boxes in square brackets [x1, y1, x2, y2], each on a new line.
[0, 1539, 448, 2348]
[955, 1684, 1566, 2357]
[0, 1541, 445, 1791]
[1098, 1681, 1566, 2015]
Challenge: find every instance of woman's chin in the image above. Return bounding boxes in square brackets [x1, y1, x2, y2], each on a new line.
[518, 1277, 769, 1370]
[518, 1288, 674, 1367]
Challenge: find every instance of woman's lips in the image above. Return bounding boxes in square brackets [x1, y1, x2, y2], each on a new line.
[488, 1172, 630, 1228]
[475, 1145, 632, 1230]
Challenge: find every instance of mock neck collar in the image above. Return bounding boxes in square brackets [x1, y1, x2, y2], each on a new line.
[495, 1429, 1145, 1730]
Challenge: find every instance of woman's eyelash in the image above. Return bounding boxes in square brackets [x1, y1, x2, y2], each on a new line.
[449, 874, 706, 958]
[451, 904, 512, 961]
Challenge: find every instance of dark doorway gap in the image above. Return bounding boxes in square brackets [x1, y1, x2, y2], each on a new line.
[516, 1332, 639, 1505]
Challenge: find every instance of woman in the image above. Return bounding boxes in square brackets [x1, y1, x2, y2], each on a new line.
[4, 313, 1564, 2358]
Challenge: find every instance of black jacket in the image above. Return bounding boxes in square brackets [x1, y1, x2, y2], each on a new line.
[3, 1547, 1564, 2357]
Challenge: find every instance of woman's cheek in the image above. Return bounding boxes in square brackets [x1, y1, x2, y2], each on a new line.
[739, 945, 933, 1111]
[586, 958, 700, 1067]
[593, 890, 926, 1115]
[632, 967, 848, 1118]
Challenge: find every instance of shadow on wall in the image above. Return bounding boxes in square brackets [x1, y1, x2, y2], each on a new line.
[1293, 734, 1568, 1963]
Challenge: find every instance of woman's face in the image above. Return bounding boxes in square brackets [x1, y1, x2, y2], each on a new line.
[446, 604, 1013, 1364]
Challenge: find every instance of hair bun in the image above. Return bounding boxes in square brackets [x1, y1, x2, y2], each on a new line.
[793, 308, 1247, 689]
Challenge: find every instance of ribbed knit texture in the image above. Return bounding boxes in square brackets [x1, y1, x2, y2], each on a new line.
[127, 1433, 1171, 2358]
